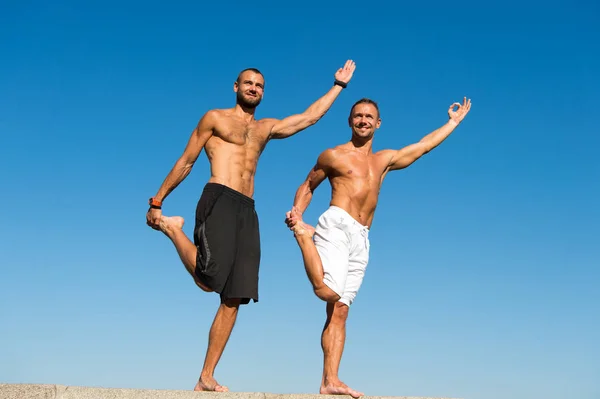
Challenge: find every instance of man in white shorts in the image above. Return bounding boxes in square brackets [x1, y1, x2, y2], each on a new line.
[285, 97, 472, 398]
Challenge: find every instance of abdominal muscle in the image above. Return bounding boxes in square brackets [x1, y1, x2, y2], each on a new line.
[204, 140, 262, 198]
[329, 178, 380, 228]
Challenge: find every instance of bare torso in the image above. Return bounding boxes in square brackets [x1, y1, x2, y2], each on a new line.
[204, 109, 275, 198]
[324, 144, 390, 228]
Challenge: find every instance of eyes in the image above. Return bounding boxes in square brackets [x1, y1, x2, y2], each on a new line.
[353, 113, 374, 120]
[242, 80, 264, 90]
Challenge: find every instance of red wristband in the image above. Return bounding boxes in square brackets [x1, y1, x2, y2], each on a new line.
[148, 197, 162, 209]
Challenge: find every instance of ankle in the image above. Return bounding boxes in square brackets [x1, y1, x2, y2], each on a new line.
[295, 233, 312, 243]
[200, 371, 214, 381]
[323, 376, 341, 386]
[159, 222, 174, 237]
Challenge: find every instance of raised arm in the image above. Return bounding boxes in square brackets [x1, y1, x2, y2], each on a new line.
[146, 110, 216, 229]
[385, 97, 472, 171]
[269, 60, 356, 139]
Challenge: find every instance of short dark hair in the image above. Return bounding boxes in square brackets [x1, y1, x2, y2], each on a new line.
[236, 68, 264, 84]
[349, 98, 380, 118]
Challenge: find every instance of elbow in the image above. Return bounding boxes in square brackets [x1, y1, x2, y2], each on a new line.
[304, 108, 324, 126]
[419, 140, 432, 154]
[178, 157, 195, 172]
[306, 113, 321, 126]
[301, 180, 312, 193]
[301, 181, 315, 196]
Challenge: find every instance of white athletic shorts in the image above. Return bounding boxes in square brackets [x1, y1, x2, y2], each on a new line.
[314, 206, 370, 306]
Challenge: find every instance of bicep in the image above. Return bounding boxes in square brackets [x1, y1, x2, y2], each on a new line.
[388, 143, 428, 171]
[305, 151, 333, 189]
[181, 112, 215, 164]
[270, 113, 314, 139]
[306, 163, 328, 190]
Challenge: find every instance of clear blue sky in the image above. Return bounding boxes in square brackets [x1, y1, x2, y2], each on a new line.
[1, 1, 598, 399]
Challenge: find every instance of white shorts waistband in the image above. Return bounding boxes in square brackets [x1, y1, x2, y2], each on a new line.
[325, 206, 369, 233]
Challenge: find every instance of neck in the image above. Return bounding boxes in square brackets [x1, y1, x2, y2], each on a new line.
[350, 135, 374, 154]
[234, 103, 256, 121]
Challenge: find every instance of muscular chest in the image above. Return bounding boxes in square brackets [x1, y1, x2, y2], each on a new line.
[332, 156, 382, 183]
[214, 121, 267, 148]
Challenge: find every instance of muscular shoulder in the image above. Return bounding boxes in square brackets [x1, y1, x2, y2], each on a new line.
[198, 109, 224, 126]
[201, 108, 242, 130]
[257, 117, 278, 124]
[375, 149, 395, 163]
[316, 147, 338, 166]
[322, 144, 359, 162]
[205, 108, 232, 121]
[256, 117, 279, 127]
[255, 117, 279, 133]
[371, 149, 397, 173]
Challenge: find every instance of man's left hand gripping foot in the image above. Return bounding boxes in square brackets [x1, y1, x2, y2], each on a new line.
[158, 215, 185, 237]
[285, 207, 315, 238]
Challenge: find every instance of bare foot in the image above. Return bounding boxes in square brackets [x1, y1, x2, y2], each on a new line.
[320, 381, 364, 398]
[158, 215, 184, 236]
[292, 220, 315, 238]
[286, 207, 315, 238]
[194, 376, 228, 392]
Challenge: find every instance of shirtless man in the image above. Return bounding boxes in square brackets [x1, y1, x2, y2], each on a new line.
[285, 97, 472, 397]
[146, 60, 356, 392]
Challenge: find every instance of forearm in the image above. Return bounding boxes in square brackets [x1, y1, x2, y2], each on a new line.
[420, 119, 459, 152]
[304, 84, 344, 122]
[292, 181, 314, 214]
[153, 158, 194, 203]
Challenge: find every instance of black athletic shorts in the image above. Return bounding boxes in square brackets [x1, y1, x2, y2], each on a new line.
[193, 183, 260, 304]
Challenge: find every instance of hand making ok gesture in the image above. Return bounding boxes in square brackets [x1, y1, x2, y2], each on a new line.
[448, 97, 472, 125]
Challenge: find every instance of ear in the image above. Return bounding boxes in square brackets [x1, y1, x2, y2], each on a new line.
[376, 118, 382, 129]
[348, 116, 353, 127]
[233, 81, 239, 93]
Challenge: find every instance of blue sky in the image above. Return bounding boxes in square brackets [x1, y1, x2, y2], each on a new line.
[1, 1, 598, 399]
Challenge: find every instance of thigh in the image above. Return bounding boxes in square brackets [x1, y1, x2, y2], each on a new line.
[194, 191, 238, 293]
[221, 207, 261, 304]
[315, 221, 351, 297]
[340, 236, 370, 306]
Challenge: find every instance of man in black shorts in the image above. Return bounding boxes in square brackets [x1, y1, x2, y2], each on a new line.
[146, 60, 356, 391]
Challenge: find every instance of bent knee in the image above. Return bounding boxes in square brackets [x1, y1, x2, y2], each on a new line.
[195, 280, 213, 292]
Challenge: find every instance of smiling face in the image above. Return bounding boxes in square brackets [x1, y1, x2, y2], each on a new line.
[348, 100, 381, 140]
[234, 69, 265, 109]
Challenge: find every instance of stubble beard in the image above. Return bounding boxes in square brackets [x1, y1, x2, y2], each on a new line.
[237, 91, 261, 109]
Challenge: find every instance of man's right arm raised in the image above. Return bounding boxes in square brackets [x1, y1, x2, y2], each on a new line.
[268, 61, 355, 140]
[146, 110, 216, 228]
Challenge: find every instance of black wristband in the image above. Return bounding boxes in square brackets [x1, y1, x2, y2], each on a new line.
[334, 79, 347, 88]
[149, 204, 162, 210]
